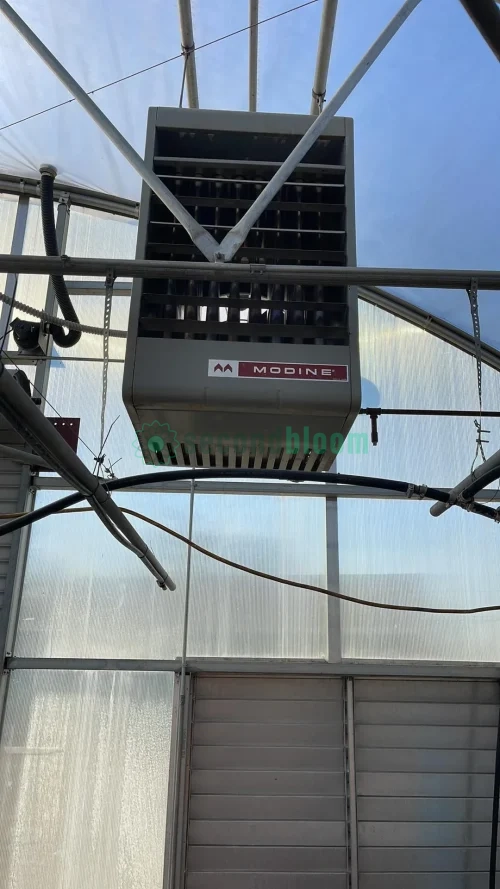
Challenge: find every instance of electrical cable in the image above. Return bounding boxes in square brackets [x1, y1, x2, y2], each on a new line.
[4, 500, 500, 615]
[0, 466, 498, 541]
[490, 688, 500, 889]
[39, 167, 81, 348]
[0, 0, 319, 133]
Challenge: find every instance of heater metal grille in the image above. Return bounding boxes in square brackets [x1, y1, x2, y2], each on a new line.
[138, 114, 352, 346]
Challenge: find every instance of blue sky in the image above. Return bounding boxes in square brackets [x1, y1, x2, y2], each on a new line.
[0, 0, 499, 341]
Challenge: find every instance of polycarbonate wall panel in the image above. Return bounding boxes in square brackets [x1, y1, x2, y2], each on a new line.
[337, 301, 500, 487]
[43, 360, 157, 476]
[0, 670, 173, 889]
[62, 205, 137, 361]
[15, 492, 189, 658]
[339, 498, 500, 661]
[15, 492, 327, 659]
[187, 495, 328, 658]
[5, 200, 47, 354]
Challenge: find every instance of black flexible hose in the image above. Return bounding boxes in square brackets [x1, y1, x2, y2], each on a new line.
[0, 466, 497, 539]
[490, 689, 500, 888]
[39, 167, 81, 348]
[459, 0, 500, 62]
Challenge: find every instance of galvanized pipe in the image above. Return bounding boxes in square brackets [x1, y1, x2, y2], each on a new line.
[0, 443, 50, 468]
[2, 255, 500, 289]
[0, 0, 217, 260]
[430, 447, 500, 517]
[177, 0, 200, 108]
[310, 0, 338, 114]
[249, 0, 259, 111]
[217, 0, 423, 261]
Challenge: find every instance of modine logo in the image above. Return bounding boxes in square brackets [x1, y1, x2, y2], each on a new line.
[208, 359, 348, 382]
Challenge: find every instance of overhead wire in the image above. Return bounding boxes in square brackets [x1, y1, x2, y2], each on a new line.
[0, 0, 320, 133]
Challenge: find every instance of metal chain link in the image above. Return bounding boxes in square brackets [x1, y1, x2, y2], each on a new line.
[99, 273, 114, 462]
[468, 278, 489, 470]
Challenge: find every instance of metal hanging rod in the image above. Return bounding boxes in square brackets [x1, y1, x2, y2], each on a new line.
[177, 0, 200, 108]
[310, 0, 338, 114]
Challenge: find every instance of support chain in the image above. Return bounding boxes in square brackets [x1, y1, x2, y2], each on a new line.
[468, 278, 489, 469]
[98, 271, 114, 471]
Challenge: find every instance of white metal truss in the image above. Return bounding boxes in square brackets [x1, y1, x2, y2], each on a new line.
[0, 0, 422, 262]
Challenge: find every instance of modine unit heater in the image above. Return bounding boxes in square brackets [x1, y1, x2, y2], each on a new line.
[123, 107, 360, 470]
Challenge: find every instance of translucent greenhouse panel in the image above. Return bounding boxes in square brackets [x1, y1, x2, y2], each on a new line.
[0, 193, 17, 293]
[339, 498, 500, 661]
[187, 495, 328, 658]
[0, 670, 173, 889]
[337, 301, 500, 487]
[5, 200, 48, 354]
[15, 492, 189, 658]
[43, 360, 158, 476]
[61, 205, 137, 361]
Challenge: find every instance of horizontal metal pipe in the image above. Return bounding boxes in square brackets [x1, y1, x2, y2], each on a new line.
[30, 475, 500, 503]
[310, 0, 338, 114]
[430, 446, 500, 517]
[0, 443, 50, 468]
[6, 656, 500, 679]
[2, 255, 500, 288]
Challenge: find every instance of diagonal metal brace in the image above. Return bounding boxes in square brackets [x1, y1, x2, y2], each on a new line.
[217, 0, 423, 262]
[0, 361, 176, 590]
[0, 0, 218, 262]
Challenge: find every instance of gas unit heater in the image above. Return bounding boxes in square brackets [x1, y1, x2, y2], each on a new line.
[123, 107, 360, 470]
